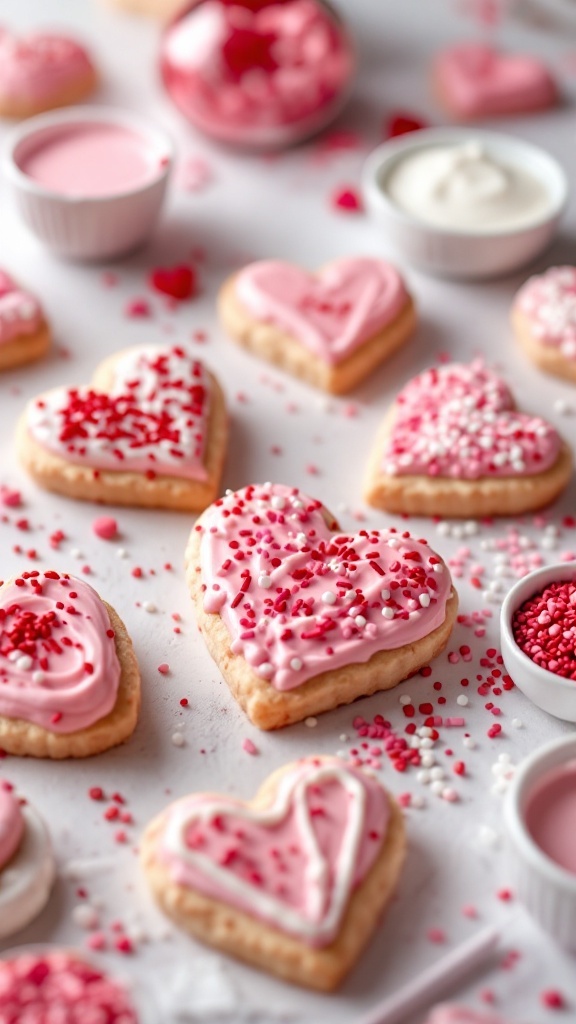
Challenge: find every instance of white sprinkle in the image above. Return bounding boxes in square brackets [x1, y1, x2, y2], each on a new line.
[463, 736, 476, 749]
[72, 904, 100, 930]
[290, 657, 303, 671]
[418, 726, 433, 738]
[382, 607, 395, 619]
[171, 732, 185, 747]
[441, 787, 459, 802]
[304, 717, 317, 728]
[15, 654, 33, 671]
[456, 694, 469, 706]
[478, 825, 499, 847]
[258, 574, 272, 589]
[339, 734, 348, 742]
[142, 601, 157, 613]
[409, 736, 421, 749]
[430, 780, 445, 796]
[32, 671, 45, 685]
[71, 548, 84, 559]
[354, 615, 367, 628]
[271, 496, 286, 510]
[399, 694, 412, 706]
[419, 593, 431, 608]
[417, 770, 431, 785]
[380, 588, 390, 600]
[257, 662, 274, 679]
[512, 718, 523, 729]
[420, 737, 434, 750]
[116, 548, 128, 559]
[420, 752, 436, 768]
[430, 766, 445, 782]
[432, 563, 445, 573]
[321, 591, 336, 604]
[411, 794, 426, 809]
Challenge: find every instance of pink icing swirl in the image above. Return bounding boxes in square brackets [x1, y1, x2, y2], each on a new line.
[158, 757, 389, 947]
[434, 43, 557, 117]
[0, 269, 43, 346]
[26, 345, 212, 481]
[0, 29, 94, 101]
[0, 781, 24, 871]
[381, 360, 561, 479]
[0, 572, 121, 734]
[515, 266, 576, 361]
[161, 0, 354, 146]
[197, 482, 451, 691]
[235, 258, 409, 364]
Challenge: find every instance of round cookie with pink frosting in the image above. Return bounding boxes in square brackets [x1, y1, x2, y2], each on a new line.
[0, 780, 55, 938]
[0, 28, 97, 119]
[433, 43, 558, 119]
[0, 269, 50, 371]
[364, 360, 572, 518]
[185, 482, 457, 729]
[0, 570, 140, 758]
[141, 755, 406, 990]
[512, 266, 576, 384]
[218, 258, 416, 393]
[17, 343, 228, 512]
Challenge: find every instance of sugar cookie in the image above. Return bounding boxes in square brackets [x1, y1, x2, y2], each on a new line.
[0, 780, 55, 938]
[0, 29, 97, 119]
[512, 266, 576, 384]
[433, 43, 558, 119]
[141, 756, 406, 991]
[0, 269, 50, 371]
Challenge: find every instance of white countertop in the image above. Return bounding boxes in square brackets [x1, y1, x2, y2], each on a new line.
[1, 1, 576, 1021]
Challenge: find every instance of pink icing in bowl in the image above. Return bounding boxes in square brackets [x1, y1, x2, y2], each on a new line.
[504, 733, 576, 951]
[160, 0, 355, 147]
[3, 106, 173, 260]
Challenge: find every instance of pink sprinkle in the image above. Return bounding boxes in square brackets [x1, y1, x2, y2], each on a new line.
[330, 185, 363, 212]
[541, 989, 566, 1010]
[0, 487, 21, 507]
[445, 717, 466, 727]
[92, 516, 118, 541]
[426, 927, 446, 944]
[462, 904, 478, 918]
[125, 298, 152, 318]
[157, 663, 170, 675]
[497, 888, 513, 902]
[86, 932, 106, 950]
[242, 738, 259, 756]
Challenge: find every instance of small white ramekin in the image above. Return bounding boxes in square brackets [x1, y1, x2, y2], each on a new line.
[3, 106, 173, 261]
[362, 128, 567, 280]
[504, 733, 576, 951]
[500, 561, 576, 722]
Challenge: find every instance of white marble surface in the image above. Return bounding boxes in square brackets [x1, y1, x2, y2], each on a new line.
[1, 1, 576, 1021]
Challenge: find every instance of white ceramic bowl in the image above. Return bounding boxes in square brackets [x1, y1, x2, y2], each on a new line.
[3, 106, 173, 261]
[504, 733, 576, 951]
[500, 561, 576, 722]
[362, 128, 567, 280]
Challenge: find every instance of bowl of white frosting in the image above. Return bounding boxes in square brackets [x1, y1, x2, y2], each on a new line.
[362, 128, 567, 280]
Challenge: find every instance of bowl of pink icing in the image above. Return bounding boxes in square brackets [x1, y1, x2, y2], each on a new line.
[3, 106, 173, 260]
[500, 561, 576, 722]
[504, 733, 576, 952]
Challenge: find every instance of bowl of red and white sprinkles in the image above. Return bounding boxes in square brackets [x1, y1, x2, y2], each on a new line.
[501, 562, 576, 721]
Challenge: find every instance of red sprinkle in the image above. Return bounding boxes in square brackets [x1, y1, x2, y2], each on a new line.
[330, 185, 363, 212]
[92, 516, 118, 540]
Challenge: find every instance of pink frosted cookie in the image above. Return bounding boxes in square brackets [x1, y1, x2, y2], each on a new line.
[364, 360, 572, 518]
[0, 570, 140, 758]
[0, 28, 97, 119]
[0, 269, 50, 371]
[185, 482, 458, 729]
[0, 780, 55, 938]
[18, 344, 228, 512]
[512, 266, 576, 383]
[425, 1007, 517, 1024]
[0, 950, 139, 1022]
[141, 756, 406, 990]
[218, 257, 416, 393]
[433, 43, 558, 119]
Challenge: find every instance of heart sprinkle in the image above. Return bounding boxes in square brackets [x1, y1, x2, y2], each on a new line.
[197, 483, 452, 691]
[159, 757, 389, 946]
[149, 265, 197, 301]
[514, 266, 576, 360]
[27, 345, 211, 481]
[0, 572, 120, 733]
[381, 361, 561, 479]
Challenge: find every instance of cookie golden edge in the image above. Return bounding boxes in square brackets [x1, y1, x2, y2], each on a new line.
[16, 349, 228, 512]
[511, 306, 576, 385]
[185, 517, 458, 730]
[0, 321, 51, 372]
[0, 69, 98, 120]
[363, 407, 573, 518]
[102, 0, 182, 18]
[140, 759, 407, 992]
[0, 596, 140, 759]
[217, 273, 417, 395]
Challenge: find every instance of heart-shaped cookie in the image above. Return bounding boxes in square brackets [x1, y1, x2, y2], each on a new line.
[141, 756, 406, 990]
[434, 43, 558, 118]
[364, 360, 572, 517]
[512, 266, 576, 385]
[0, 781, 55, 938]
[0, 29, 98, 118]
[185, 482, 457, 729]
[0, 570, 140, 758]
[218, 258, 416, 393]
[0, 269, 50, 371]
[18, 344, 228, 511]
